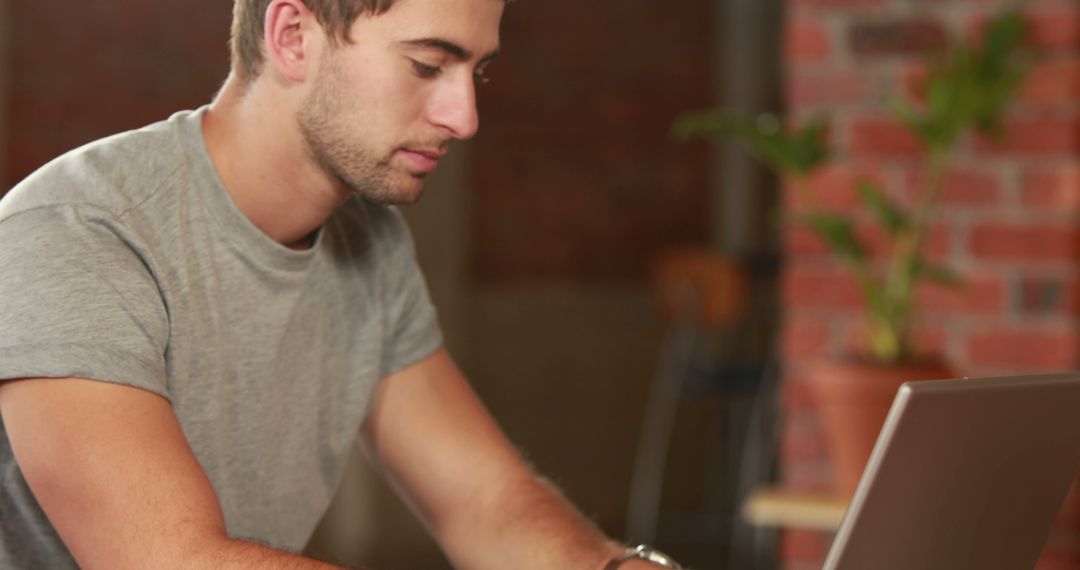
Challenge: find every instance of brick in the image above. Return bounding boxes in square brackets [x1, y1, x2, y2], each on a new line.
[909, 325, 949, 359]
[787, 19, 832, 62]
[784, 265, 865, 311]
[1024, 10, 1080, 53]
[966, 327, 1080, 371]
[1020, 275, 1080, 316]
[850, 117, 925, 156]
[923, 223, 954, 262]
[968, 222, 1080, 263]
[899, 62, 930, 103]
[848, 18, 948, 57]
[784, 320, 832, 362]
[904, 167, 1003, 208]
[786, 216, 952, 274]
[787, 69, 868, 107]
[1022, 60, 1080, 109]
[805, 164, 888, 212]
[974, 119, 1080, 156]
[5, 1, 232, 187]
[916, 275, 1006, 315]
[471, 1, 715, 282]
[780, 5, 1080, 558]
[780, 530, 830, 565]
[786, 225, 831, 257]
[1069, 279, 1080, 315]
[783, 373, 821, 412]
[780, 454, 833, 490]
[1022, 164, 1080, 213]
[781, 414, 830, 461]
[852, 221, 952, 262]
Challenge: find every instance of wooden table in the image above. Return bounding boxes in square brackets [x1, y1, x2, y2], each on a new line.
[741, 487, 850, 532]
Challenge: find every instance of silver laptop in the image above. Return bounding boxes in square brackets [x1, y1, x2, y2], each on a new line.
[824, 372, 1080, 570]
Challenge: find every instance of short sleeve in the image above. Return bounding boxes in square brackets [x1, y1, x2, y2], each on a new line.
[377, 208, 443, 378]
[0, 205, 170, 397]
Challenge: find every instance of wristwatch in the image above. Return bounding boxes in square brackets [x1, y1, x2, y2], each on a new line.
[604, 544, 684, 569]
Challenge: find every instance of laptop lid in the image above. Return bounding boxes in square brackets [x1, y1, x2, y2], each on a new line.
[823, 372, 1080, 570]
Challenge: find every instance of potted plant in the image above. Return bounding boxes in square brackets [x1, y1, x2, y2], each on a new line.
[672, 10, 1028, 493]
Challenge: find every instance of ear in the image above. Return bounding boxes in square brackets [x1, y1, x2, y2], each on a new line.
[263, 0, 320, 83]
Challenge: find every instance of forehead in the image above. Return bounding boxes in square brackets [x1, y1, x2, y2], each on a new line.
[351, 0, 504, 58]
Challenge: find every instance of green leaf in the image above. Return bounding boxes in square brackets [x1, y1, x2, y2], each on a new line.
[856, 182, 909, 235]
[887, 9, 1028, 154]
[791, 119, 831, 175]
[890, 97, 930, 147]
[804, 213, 866, 263]
[969, 10, 1028, 136]
[915, 260, 964, 287]
[671, 110, 829, 175]
[981, 10, 1025, 67]
[863, 282, 890, 323]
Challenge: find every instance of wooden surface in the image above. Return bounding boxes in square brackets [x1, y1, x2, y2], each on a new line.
[742, 487, 850, 532]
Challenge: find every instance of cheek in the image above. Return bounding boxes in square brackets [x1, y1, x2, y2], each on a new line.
[376, 66, 436, 122]
[387, 82, 433, 126]
[340, 60, 432, 139]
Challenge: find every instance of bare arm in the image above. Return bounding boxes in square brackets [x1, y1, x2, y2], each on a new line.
[362, 349, 659, 570]
[0, 377, 354, 570]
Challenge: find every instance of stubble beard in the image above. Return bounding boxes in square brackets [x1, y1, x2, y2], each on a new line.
[297, 52, 424, 206]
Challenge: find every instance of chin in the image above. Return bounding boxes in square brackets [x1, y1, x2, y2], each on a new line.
[388, 190, 424, 206]
[354, 180, 425, 206]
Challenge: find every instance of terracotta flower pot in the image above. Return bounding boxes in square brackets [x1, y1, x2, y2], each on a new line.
[808, 357, 953, 495]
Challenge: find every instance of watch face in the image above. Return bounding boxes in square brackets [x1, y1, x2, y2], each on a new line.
[644, 550, 679, 567]
[606, 545, 684, 570]
[636, 546, 682, 568]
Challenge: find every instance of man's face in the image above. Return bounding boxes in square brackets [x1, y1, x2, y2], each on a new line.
[297, 0, 504, 205]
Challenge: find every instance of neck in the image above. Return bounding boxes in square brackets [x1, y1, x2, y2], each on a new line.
[202, 73, 350, 250]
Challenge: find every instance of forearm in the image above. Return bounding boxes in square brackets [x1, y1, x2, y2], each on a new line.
[363, 354, 671, 569]
[435, 474, 624, 570]
[194, 538, 356, 570]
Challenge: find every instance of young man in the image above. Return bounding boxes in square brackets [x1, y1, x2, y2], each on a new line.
[0, 0, 683, 568]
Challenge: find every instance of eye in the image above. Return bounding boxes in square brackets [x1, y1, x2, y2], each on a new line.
[474, 63, 493, 86]
[411, 60, 442, 79]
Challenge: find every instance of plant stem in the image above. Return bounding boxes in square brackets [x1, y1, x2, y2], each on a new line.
[876, 148, 950, 362]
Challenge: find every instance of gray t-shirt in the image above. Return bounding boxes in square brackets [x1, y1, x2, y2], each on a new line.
[0, 108, 443, 567]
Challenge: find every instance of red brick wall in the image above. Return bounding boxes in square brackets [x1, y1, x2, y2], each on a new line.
[4, 1, 231, 189]
[781, 1, 1080, 568]
[469, 0, 713, 283]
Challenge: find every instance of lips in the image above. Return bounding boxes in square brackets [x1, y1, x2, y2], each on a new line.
[399, 147, 446, 173]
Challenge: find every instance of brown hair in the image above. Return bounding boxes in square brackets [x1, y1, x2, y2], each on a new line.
[230, 0, 396, 83]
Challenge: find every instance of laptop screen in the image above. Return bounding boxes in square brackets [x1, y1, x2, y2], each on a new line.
[823, 372, 1080, 570]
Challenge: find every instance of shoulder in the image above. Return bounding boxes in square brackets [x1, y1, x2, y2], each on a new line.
[0, 110, 198, 222]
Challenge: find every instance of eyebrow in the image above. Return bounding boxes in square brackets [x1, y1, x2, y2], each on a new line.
[399, 38, 500, 64]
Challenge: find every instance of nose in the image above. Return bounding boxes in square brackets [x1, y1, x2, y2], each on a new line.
[428, 73, 480, 141]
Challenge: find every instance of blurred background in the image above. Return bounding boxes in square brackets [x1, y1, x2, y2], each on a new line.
[2, 0, 1080, 569]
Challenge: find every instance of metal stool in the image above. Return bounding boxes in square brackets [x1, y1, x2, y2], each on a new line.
[626, 247, 781, 569]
